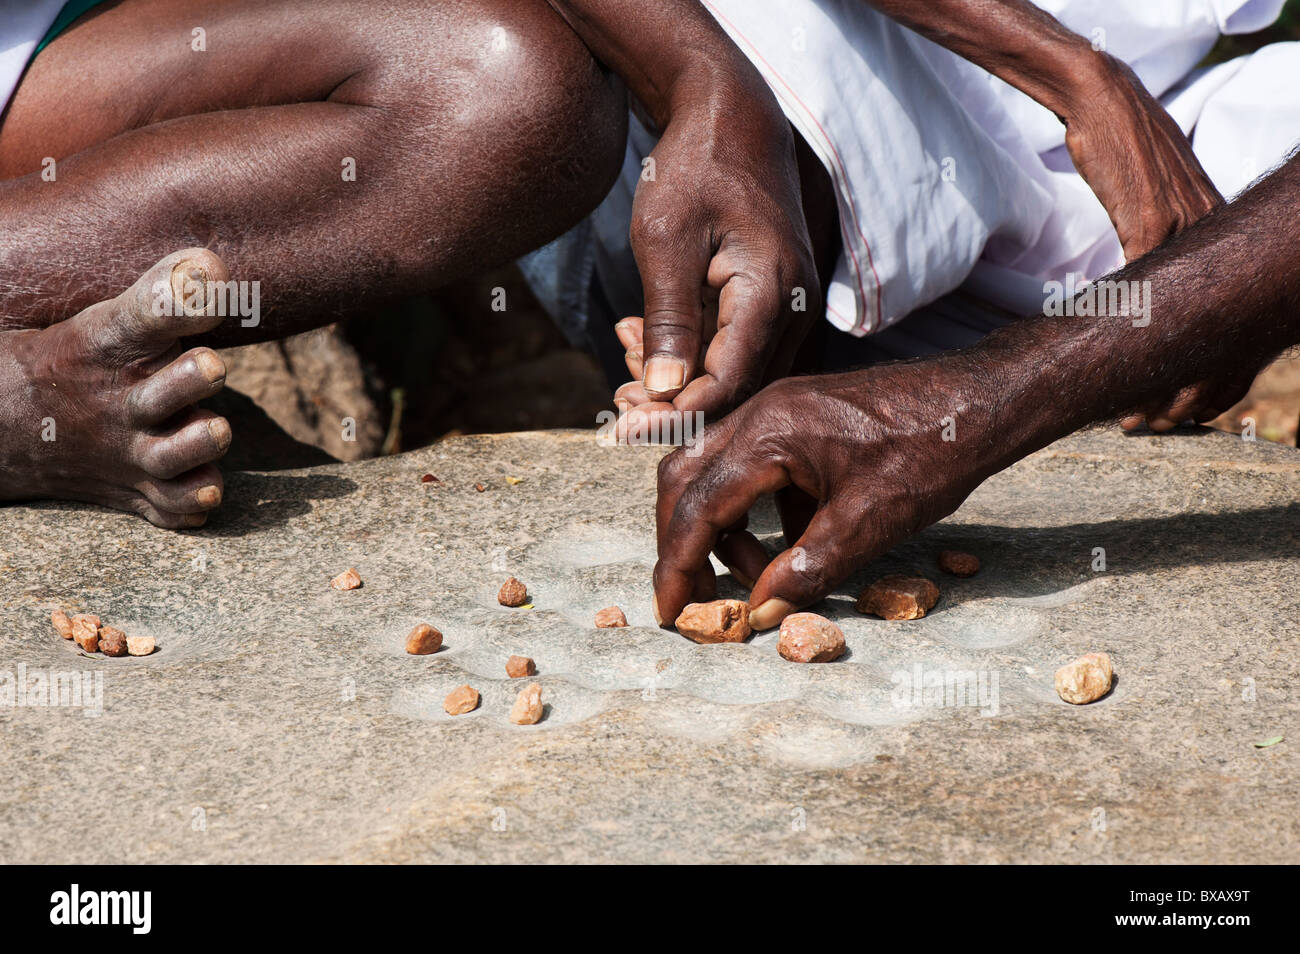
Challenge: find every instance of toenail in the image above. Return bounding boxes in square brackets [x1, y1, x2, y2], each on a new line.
[207, 417, 232, 447]
[196, 485, 222, 507]
[171, 261, 209, 314]
[193, 350, 225, 384]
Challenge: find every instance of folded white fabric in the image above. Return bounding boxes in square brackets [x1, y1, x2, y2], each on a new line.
[0, 0, 66, 115]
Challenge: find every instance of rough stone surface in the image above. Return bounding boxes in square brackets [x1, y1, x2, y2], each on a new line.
[594, 606, 628, 628]
[497, 578, 528, 607]
[405, 624, 443, 656]
[1055, 653, 1114, 705]
[510, 684, 544, 725]
[675, 600, 752, 644]
[777, 613, 846, 663]
[1, 426, 1297, 863]
[505, 655, 536, 678]
[938, 550, 981, 577]
[856, 575, 941, 620]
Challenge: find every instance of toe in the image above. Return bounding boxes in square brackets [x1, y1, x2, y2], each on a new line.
[127, 347, 227, 426]
[134, 409, 232, 480]
[135, 464, 224, 514]
[84, 249, 232, 361]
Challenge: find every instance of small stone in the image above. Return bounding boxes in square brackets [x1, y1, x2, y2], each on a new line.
[51, 610, 73, 640]
[674, 599, 751, 644]
[506, 655, 536, 678]
[1055, 652, 1114, 704]
[594, 606, 628, 628]
[420, 473, 439, 484]
[938, 550, 980, 577]
[498, 577, 528, 607]
[856, 575, 940, 620]
[405, 623, 443, 655]
[126, 634, 156, 657]
[510, 683, 544, 725]
[777, 613, 846, 663]
[474, 482, 487, 493]
[443, 685, 479, 715]
[330, 567, 362, 590]
[98, 626, 128, 657]
[71, 614, 100, 652]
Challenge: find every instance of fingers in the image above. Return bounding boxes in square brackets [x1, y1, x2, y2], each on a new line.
[631, 219, 709, 402]
[714, 527, 769, 589]
[133, 408, 232, 480]
[86, 249, 231, 361]
[615, 318, 645, 382]
[126, 347, 227, 426]
[653, 437, 786, 627]
[748, 501, 874, 631]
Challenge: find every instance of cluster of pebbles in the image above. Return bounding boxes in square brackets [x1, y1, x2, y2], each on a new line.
[51, 611, 155, 657]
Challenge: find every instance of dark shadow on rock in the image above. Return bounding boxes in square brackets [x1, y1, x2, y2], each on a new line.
[199, 472, 360, 536]
[201, 389, 337, 471]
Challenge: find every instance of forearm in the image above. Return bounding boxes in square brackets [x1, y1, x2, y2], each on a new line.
[861, 0, 1105, 118]
[965, 153, 1300, 475]
[546, 0, 782, 130]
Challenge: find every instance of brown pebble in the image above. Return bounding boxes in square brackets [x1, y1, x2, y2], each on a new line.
[474, 482, 487, 493]
[510, 683, 544, 725]
[594, 606, 628, 628]
[443, 685, 480, 715]
[777, 613, 846, 663]
[71, 614, 100, 653]
[126, 634, 156, 657]
[506, 655, 536, 678]
[674, 599, 751, 644]
[938, 550, 980, 577]
[420, 473, 439, 483]
[1055, 652, 1113, 704]
[51, 610, 74, 640]
[405, 623, 443, 655]
[856, 574, 940, 620]
[98, 626, 128, 657]
[497, 577, 528, 607]
[330, 567, 362, 591]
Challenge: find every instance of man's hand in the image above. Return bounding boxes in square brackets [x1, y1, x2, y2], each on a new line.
[1064, 55, 1223, 262]
[547, 1, 819, 430]
[653, 362, 996, 631]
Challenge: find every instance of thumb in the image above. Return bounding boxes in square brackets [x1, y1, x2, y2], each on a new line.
[637, 251, 707, 403]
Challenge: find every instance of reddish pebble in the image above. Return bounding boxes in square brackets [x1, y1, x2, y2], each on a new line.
[443, 685, 480, 715]
[938, 550, 980, 577]
[71, 614, 100, 653]
[51, 610, 73, 640]
[474, 482, 487, 493]
[498, 577, 528, 607]
[126, 635, 156, 657]
[674, 599, 752, 644]
[420, 473, 439, 484]
[509, 683, 544, 725]
[330, 568, 362, 591]
[506, 655, 536, 678]
[777, 613, 846, 663]
[856, 575, 940, 621]
[594, 606, 628, 628]
[98, 626, 128, 657]
[405, 623, 443, 655]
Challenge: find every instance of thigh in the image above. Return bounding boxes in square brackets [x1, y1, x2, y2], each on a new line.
[0, 0, 600, 178]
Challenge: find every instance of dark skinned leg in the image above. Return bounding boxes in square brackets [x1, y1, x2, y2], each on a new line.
[0, 0, 627, 525]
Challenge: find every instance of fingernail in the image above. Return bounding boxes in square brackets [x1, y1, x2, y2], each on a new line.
[207, 417, 232, 448]
[749, 598, 797, 631]
[194, 350, 225, 384]
[625, 349, 642, 364]
[196, 485, 222, 507]
[644, 357, 686, 396]
[652, 593, 665, 627]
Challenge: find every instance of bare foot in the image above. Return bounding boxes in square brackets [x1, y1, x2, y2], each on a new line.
[0, 249, 234, 528]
